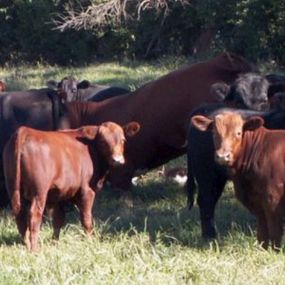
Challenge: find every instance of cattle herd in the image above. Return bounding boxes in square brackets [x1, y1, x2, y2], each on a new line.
[1, 52, 285, 251]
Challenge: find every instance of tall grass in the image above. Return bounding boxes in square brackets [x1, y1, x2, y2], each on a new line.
[0, 59, 284, 285]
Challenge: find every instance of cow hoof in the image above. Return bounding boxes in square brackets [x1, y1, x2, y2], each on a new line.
[202, 230, 217, 239]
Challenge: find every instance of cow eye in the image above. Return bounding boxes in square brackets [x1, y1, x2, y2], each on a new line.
[236, 131, 242, 137]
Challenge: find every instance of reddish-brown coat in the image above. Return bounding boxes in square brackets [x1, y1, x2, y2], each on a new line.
[60, 53, 253, 189]
[3, 122, 139, 251]
[192, 112, 285, 250]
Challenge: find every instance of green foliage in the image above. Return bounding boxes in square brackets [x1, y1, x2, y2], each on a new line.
[192, 0, 285, 64]
[0, 0, 97, 65]
[0, 0, 285, 65]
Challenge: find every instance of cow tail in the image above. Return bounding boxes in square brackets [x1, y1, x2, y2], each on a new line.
[3, 129, 24, 216]
[186, 156, 196, 210]
[186, 172, 196, 210]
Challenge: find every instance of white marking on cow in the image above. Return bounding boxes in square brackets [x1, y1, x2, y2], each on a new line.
[172, 174, 187, 186]
[131, 177, 139, 186]
[112, 155, 125, 164]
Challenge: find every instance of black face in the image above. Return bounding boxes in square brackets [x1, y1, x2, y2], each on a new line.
[226, 73, 269, 111]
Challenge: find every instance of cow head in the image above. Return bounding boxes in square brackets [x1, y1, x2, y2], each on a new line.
[47, 77, 91, 102]
[80, 122, 140, 166]
[0, 80, 7, 92]
[212, 73, 269, 111]
[191, 112, 264, 166]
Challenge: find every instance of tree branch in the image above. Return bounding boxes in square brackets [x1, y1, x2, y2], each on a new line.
[52, 0, 190, 31]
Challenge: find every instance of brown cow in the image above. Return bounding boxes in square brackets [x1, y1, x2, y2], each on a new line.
[59, 52, 254, 190]
[3, 122, 140, 251]
[0, 80, 6, 92]
[191, 111, 285, 250]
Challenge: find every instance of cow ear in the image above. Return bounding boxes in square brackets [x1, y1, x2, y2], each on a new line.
[77, 80, 90, 89]
[210, 82, 230, 101]
[47, 80, 59, 90]
[79, 126, 99, 140]
[123, 122, 140, 137]
[191, 115, 213, 131]
[243, 116, 264, 131]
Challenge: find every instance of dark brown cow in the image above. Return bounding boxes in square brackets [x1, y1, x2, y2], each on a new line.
[0, 80, 6, 92]
[59, 52, 254, 190]
[192, 111, 285, 250]
[3, 122, 140, 251]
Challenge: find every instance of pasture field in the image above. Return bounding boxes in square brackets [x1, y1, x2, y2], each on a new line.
[1, 59, 285, 285]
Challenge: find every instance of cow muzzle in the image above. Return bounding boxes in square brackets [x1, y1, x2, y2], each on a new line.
[111, 154, 125, 165]
[256, 101, 269, 111]
[215, 151, 233, 166]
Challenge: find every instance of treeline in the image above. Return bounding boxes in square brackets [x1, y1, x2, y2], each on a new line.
[0, 0, 284, 66]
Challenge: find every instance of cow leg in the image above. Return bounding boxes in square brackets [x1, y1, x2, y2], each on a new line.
[75, 187, 95, 235]
[51, 203, 66, 240]
[197, 176, 227, 238]
[0, 171, 10, 209]
[256, 214, 269, 249]
[14, 205, 29, 247]
[28, 196, 46, 251]
[265, 211, 283, 251]
[186, 160, 196, 210]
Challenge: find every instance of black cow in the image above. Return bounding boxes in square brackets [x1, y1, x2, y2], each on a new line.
[212, 72, 285, 109]
[186, 72, 283, 238]
[0, 89, 61, 208]
[187, 105, 285, 238]
[211, 72, 269, 111]
[47, 77, 129, 102]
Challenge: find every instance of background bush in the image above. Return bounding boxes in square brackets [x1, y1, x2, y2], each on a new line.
[0, 0, 284, 66]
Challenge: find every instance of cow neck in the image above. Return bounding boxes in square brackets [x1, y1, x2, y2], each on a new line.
[233, 127, 266, 174]
[87, 139, 109, 182]
[67, 98, 131, 128]
[66, 102, 98, 127]
[75, 90, 84, 102]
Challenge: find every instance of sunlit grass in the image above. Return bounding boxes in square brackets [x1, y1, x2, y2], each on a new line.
[0, 180, 285, 285]
[0, 57, 186, 92]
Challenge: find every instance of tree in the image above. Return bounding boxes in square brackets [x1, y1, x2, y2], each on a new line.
[52, 0, 191, 31]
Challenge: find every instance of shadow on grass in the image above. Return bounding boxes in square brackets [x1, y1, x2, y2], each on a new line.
[0, 218, 22, 246]
[0, 232, 22, 246]
[0, 180, 256, 250]
[60, 180, 257, 250]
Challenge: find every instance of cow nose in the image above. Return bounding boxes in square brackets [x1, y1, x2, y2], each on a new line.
[215, 152, 232, 164]
[112, 154, 125, 165]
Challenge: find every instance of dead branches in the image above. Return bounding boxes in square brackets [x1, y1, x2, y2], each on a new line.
[53, 0, 190, 31]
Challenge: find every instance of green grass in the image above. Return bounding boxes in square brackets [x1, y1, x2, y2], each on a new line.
[0, 57, 185, 92]
[0, 59, 285, 284]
